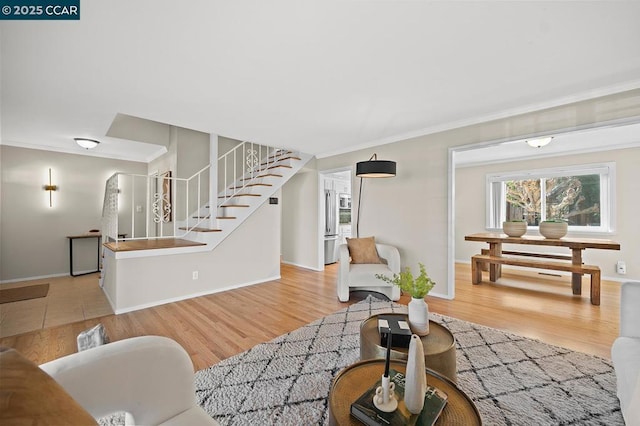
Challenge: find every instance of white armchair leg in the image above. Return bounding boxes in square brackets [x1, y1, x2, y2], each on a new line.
[337, 244, 351, 302]
[338, 287, 350, 302]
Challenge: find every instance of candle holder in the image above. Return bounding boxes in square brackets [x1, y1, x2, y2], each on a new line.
[373, 375, 398, 412]
[373, 328, 397, 412]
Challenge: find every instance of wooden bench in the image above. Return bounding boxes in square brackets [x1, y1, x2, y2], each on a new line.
[471, 254, 601, 305]
[479, 248, 573, 272]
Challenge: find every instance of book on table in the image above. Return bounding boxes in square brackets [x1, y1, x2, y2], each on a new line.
[350, 369, 448, 426]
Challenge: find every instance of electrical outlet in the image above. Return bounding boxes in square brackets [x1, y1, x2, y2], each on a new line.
[616, 261, 626, 275]
[192, 271, 199, 280]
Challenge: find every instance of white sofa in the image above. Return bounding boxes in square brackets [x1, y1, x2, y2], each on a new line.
[612, 281, 640, 425]
[40, 336, 219, 426]
[337, 243, 401, 302]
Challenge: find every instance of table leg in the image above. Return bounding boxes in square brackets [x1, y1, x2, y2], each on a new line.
[97, 236, 101, 273]
[571, 249, 583, 295]
[489, 242, 502, 282]
[69, 238, 75, 277]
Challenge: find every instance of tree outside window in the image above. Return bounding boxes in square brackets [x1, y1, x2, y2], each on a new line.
[505, 179, 541, 225]
[504, 175, 600, 227]
[490, 163, 613, 233]
[546, 175, 600, 226]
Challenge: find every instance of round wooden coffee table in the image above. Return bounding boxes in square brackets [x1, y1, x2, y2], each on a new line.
[360, 313, 457, 382]
[328, 359, 481, 425]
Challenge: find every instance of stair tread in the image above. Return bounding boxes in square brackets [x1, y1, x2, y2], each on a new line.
[230, 183, 274, 189]
[217, 216, 236, 219]
[220, 204, 250, 207]
[266, 151, 294, 160]
[260, 156, 301, 166]
[266, 165, 293, 170]
[104, 238, 206, 252]
[241, 173, 283, 181]
[180, 227, 222, 232]
[218, 193, 261, 198]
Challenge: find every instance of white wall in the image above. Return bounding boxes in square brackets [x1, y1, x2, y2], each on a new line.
[0, 146, 147, 282]
[175, 127, 209, 179]
[281, 162, 321, 270]
[103, 191, 282, 313]
[318, 138, 451, 297]
[317, 89, 640, 298]
[147, 126, 209, 233]
[455, 147, 640, 281]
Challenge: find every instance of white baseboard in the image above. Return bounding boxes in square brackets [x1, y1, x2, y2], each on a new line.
[428, 290, 454, 300]
[0, 272, 69, 285]
[112, 274, 282, 314]
[281, 260, 323, 272]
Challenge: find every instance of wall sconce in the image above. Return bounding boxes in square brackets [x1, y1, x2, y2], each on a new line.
[43, 168, 58, 207]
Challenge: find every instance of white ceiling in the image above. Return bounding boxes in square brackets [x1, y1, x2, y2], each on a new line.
[455, 120, 640, 167]
[2, 1, 640, 163]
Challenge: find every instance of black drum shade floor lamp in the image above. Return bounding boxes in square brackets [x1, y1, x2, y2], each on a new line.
[355, 154, 396, 237]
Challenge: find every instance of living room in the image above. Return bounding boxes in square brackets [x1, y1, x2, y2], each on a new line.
[1, 1, 640, 425]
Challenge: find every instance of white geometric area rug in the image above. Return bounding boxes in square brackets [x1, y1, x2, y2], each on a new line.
[99, 296, 623, 425]
[193, 296, 623, 426]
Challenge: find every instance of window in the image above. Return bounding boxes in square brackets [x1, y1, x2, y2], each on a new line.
[486, 163, 615, 233]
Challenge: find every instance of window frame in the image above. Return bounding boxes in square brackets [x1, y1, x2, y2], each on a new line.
[486, 162, 616, 234]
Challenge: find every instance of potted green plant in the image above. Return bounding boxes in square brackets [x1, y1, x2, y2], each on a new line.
[539, 219, 568, 239]
[376, 263, 435, 336]
[503, 219, 527, 237]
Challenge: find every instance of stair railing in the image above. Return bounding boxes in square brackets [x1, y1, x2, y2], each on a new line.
[101, 173, 120, 244]
[102, 141, 291, 245]
[101, 165, 211, 244]
[217, 142, 289, 206]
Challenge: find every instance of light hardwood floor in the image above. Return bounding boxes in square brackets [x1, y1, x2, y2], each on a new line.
[0, 262, 620, 370]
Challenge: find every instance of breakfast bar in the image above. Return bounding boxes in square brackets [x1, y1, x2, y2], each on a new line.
[465, 233, 620, 305]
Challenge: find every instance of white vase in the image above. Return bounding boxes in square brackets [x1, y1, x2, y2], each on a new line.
[404, 334, 427, 414]
[408, 297, 430, 336]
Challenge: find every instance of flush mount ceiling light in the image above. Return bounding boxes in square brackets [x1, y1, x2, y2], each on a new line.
[74, 138, 100, 149]
[526, 136, 553, 148]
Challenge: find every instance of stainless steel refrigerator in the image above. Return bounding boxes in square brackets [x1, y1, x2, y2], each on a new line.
[324, 189, 339, 264]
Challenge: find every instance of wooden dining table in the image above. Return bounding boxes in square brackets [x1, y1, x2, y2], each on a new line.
[464, 233, 621, 295]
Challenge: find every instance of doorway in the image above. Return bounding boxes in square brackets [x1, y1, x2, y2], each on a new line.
[448, 118, 640, 298]
[320, 169, 352, 265]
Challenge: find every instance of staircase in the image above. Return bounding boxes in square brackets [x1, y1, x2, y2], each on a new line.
[178, 150, 309, 247]
[102, 145, 312, 251]
[99, 142, 313, 314]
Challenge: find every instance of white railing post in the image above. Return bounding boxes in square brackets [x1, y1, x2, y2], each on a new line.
[186, 178, 190, 233]
[145, 175, 150, 239]
[172, 177, 177, 237]
[130, 176, 135, 240]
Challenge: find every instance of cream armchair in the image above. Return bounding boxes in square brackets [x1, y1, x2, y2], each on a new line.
[612, 282, 640, 425]
[337, 243, 401, 302]
[40, 336, 219, 426]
